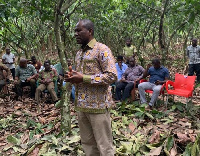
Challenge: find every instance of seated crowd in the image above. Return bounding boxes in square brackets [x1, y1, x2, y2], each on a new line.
[0, 46, 172, 109]
[0, 52, 169, 109]
[114, 55, 169, 109]
[0, 51, 62, 104]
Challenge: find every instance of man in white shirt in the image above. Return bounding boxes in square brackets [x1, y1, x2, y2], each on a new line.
[2, 47, 15, 79]
[186, 38, 200, 82]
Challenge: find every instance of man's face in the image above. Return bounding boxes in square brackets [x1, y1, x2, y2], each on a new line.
[44, 63, 50, 71]
[117, 60, 122, 66]
[32, 58, 36, 64]
[74, 22, 91, 45]
[192, 39, 197, 47]
[153, 62, 160, 69]
[126, 40, 131, 46]
[129, 58, 135, 67]
[19, 61, 27, 68]
[6, 48, 10, 54]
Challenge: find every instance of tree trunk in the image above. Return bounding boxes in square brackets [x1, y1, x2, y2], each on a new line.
[54, 0, 75, 134]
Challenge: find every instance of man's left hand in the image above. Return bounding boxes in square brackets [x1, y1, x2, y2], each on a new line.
[65, 71, 83, 84]
[155, 80, 162, 85]
[26, 77, 31, 82]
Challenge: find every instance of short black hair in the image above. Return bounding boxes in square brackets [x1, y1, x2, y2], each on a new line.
[152, 58, 160, 64]
[117, 55, 123, 60]
[79, 19, 94, 35]
[126, 37, 132, 42]
[31, 56, 36, 60]
[44, 60, 51, 66]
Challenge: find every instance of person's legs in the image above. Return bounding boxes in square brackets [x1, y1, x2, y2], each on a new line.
[78, 112, 100, 156]
[47, 82, 58, 102]
[188, 64, 194, 76]
[89, 111, 114, 156]
[115, 82, 127, 101]
[0, 80, 6, 92]
[122, 82, 134, 101]
[194, 63, 200, 82]
[138, 82, 153, 104]
[10, 68, 15, 80]
[15, 80, 23, 97]
[149, 85, 162, 106]
[35, 84, 46, 103]
[29, 79, 36, 98]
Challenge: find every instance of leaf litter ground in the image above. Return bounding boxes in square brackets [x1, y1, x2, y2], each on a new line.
[0, 86, 200, 155]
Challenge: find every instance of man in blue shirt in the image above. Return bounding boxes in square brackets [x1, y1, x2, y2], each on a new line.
[138, 58, 169, 109]
[115, 56, 128, 81]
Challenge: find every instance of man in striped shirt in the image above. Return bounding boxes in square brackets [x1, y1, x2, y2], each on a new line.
[186, 38, 200, 82]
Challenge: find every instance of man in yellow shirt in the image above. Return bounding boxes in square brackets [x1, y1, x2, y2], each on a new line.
[123, 38, 136, 64]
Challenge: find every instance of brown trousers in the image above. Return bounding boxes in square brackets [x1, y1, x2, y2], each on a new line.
[35, 82, 58, 103]
[78, 110, 114, 156]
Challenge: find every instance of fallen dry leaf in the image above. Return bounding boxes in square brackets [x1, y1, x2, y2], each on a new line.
[30, 147, 39, 156]
[128, 122, 135, 133]
[148, 130, 160, 144]
[148, 146, 162, 156]
[38, 116, 46, 124]
[176, 132, 190, 143]
[170, 141, 177, 156]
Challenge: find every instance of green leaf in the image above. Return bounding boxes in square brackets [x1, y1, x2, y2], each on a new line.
[134, 112, 144, 117]
[145, 112, 154, 119]
[7, 135, 19, 145]
[191, 143, 197, 156]
[166, 136, 174, 151]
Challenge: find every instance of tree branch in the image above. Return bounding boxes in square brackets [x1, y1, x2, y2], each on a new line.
[135, 0, 162, 13]
[60, 0, 77, 14]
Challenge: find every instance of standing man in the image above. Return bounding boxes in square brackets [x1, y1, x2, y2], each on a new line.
[123, 38, 136, 64]
[65, 19, 117, 156]
[115, 57, 144, 101]
[138, 58, 169, 109]
[186, 38, 200, 82]
[30, 56, 42, 73]
[2, 47, 15, 80]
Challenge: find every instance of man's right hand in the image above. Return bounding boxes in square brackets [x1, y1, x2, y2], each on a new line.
[120, 78, 126, 82]
[14, 80, 18, 84]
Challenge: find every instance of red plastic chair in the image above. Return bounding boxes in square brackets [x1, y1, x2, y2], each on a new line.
[139, 79, 166, 104]
[165, 73, 196, 107]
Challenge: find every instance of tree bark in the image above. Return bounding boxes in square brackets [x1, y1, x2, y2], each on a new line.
[54, 0, 71, 134]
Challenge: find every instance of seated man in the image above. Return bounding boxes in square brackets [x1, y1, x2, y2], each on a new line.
[0, 63, 9, 94]
[115, 55, 128, 81]
[138, 58, 169, 109]
[35, 61, 58, 104]
[14, 58, 37, 99]
[115, 57, 144, 101]
[30, 56, 42, 73]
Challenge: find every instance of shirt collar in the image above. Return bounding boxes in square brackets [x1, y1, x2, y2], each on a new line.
[87, 38, 97, 49]
[81, 38, 97, 52]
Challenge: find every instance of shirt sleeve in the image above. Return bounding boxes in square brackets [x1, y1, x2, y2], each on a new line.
[2, 54, 5, 60]
[83, 47, 117, 85]
[32, 66, 37, 74]
[164, 68, 170, 79]
[139, 66, 145, 79]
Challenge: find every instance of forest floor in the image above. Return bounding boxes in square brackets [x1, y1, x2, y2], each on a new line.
[0, 52, 200, 155]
